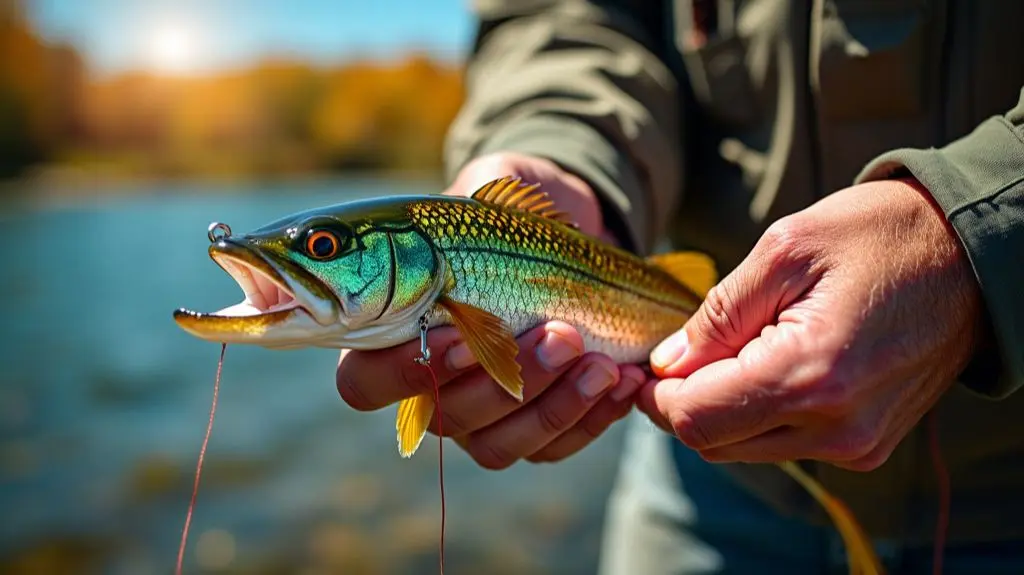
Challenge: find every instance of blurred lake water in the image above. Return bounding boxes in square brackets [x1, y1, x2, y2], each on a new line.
[0, 178, 628, 575]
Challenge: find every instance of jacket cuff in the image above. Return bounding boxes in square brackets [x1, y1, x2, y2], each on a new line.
[855, 117, 1024, 399]
[461, 114, 654, 255]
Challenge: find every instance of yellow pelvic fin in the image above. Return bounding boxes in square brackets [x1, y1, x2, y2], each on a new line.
[469, 176, 578, 228]
[396, 393, 435, 458]
[437, 295, 524, 401]
[777, 461, 885, 575]
[646, 251, 719, 298]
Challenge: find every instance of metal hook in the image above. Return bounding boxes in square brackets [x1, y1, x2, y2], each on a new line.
[208, 222, 232, 243]
[414, 315, 431, 366]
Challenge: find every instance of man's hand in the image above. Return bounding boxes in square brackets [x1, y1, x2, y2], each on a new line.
[637, 178, 985, 472]
[336, 152, 646, 469]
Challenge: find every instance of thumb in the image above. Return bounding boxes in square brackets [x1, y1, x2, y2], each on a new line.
[650, 239, 815, 379]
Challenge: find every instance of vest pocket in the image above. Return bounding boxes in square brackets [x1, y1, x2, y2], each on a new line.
[814, 0, 935, 121]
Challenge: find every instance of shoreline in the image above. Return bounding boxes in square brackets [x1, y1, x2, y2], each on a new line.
[0, 166, 448, 208]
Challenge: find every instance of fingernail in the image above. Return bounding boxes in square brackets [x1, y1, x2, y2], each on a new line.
[611, 373, 643, 402]
[651, 329, 688, 369]
[445, 341, 477, 371]
[577, 364, 616, 400]
[535, 331, 582, 371]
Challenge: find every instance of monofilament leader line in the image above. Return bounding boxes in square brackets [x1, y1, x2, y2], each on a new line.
[415, 315, 447, 575]
[176, 343, 226, 575]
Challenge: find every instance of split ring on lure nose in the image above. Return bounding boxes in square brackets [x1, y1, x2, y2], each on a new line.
[208, 222, 232, 243]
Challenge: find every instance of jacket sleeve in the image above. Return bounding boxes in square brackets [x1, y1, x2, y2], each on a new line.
[443, 0, 683, 254]
[855, 88, 1024, 399]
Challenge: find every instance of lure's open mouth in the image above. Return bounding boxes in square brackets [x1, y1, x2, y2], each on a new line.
[173, 239, 332, 342]
[205, 251, 303, 317]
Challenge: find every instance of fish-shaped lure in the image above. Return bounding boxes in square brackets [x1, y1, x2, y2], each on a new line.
[174, 177, 883, 574]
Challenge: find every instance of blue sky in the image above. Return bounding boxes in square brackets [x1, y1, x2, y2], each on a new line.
[27, 0, 476, 75]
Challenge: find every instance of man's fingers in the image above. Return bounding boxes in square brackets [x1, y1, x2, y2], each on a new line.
[525, 375, 639, 463]
[650, 220, 819, 379]
[697, 419, 884, 468]
[695, 395, 899, 469]
[640, 353, 793, 452]
[525, 396, 634, 463]
[697, 426, 809, 464]
[335, 325, 464, 411]
[636, 379, 672, 433]
[829, 391, 933, 472]
[649, 266, 766, 379]
[429, 321, 585, 437]
[461, 353, 622, 469]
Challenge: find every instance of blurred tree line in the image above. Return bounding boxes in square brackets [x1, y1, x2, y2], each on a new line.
[0, 2, 466, 183]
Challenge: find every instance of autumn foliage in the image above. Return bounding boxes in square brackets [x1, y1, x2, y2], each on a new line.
[0, 7, 466, 181]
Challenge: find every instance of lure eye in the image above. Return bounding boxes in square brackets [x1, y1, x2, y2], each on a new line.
[305, 230, 340, 260]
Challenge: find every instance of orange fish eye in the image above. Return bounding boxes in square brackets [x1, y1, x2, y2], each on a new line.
[305, 230, 339, 259]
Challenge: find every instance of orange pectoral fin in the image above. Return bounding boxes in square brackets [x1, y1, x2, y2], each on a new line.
[437, 295, 524, 401]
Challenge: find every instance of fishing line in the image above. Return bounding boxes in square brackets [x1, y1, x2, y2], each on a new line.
[421, 359, 447, 575]
[928, 409, 949, 575]
[176, 342, 226, 575]
[414, 314, 446, 574]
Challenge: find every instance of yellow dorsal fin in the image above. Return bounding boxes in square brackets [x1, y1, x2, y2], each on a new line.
[470, 176, 579, 228]
[777, 461, 885, 575]
[396, 393, 434, 458]
[437, 295, 524, 401]
[646, 251, 719, 297]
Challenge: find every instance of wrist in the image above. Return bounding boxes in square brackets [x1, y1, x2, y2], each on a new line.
[895, 176, 991, 369]
[895, 176, 972, 273]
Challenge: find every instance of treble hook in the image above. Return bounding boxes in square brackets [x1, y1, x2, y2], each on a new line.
[415, 315, 431, 366]
[208, 222, 232, 243]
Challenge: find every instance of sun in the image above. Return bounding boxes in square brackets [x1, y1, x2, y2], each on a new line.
[148, 22, 198, 74]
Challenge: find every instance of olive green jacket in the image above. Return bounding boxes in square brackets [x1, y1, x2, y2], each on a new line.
[444, 0, 1024, 545]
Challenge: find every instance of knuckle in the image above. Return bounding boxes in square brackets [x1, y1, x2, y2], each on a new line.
[471, 442, 517, 471]
[435, 408, 467, 437]
[760, 218, 804, 257]
[700, 283, 740, 345]
[808, 379, 854, 417]
[398, 361, 431, 396]
[536, 399, 573, 436]
[786, 357, 858, 418]
[669, 410, 713, 450]
[823, 421, 880, 462]
[336, 368, 375, 412]
[757, 217, 815, 273]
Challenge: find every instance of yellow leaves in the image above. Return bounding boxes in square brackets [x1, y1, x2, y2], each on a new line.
[0, 14, 466, 178]
[308, 55, 465, 170]
[80, 56, 464, 175]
